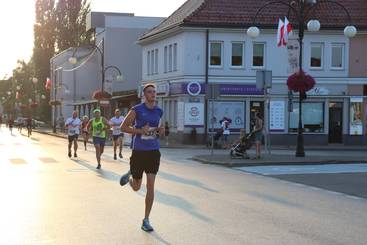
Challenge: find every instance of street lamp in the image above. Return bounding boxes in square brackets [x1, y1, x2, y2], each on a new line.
[68, 43, 123, 95]
[248, 0, 357, 157]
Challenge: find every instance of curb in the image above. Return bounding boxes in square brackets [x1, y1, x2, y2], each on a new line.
[192, 156, 367, 168]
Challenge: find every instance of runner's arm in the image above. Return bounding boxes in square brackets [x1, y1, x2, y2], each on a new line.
[121, 110, 144, 135]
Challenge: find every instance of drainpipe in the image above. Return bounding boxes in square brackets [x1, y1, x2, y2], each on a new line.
[204, 29, 209, 142]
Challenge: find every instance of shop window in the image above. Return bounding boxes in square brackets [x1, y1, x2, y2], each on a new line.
[310, 43, 323, 68]
[231, 42, 244, 67]
[210, 42, 223, 67]
[252, 43, 265, 68]
[289, 102, 324, 133]
[331, 44, 344, 69]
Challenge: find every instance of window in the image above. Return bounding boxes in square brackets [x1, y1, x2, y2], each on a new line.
[210, 42, 222, 66]
[168, 45, 173, 72]
[331, 44, 344, 69]
[252, 43, 265, 67]
[289, 102, 324, 133]
[164, 46, 168, 73]
[147, 51, 151, 75]
[231, 42, 244, 67]
[310, 43, 323, 68]
[155, 48, 158, 74]
[173, 43, 177, 71]
[150, 49, 155, 75]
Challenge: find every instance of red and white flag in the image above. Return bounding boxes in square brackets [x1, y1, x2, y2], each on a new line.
[277, 18, 285, 47]
[282, 17, 293, 46]
[45, 77, 52, 90]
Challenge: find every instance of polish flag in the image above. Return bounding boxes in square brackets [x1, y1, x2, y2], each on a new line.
[277, 18, 285, 47]
[282, 17, 293, 46]
[45, 77, 52, 90]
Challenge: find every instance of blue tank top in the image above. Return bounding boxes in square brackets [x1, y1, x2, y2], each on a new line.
[132, 103, 163, 151]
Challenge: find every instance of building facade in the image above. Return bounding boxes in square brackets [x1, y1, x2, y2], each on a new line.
[138, 0, 367, 145]
[50, 12, 164, 123]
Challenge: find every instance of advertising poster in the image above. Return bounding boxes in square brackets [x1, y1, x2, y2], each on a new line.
[270, 100, 285, 131]
[177, 102, 185, 131]
[104, 77, 113, 95]
[350, 97, 363, 135]
[287, 39, 300, 75]
[208, 101, 245, 131]
[184, 103, 204, 126]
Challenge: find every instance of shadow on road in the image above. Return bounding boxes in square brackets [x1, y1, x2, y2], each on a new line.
[248, 191, 304, 209]
[145, 232, 171, 245]
[138, 186, 213, 224]
[158, 171, 218, 193]
[71, 159, 121, 182]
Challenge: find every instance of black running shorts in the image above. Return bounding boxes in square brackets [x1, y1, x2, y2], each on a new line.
[130, 150, 161, 179]
[68, 134, 79, 143]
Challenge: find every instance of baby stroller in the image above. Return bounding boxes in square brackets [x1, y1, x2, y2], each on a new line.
[230, 132, 254, 159]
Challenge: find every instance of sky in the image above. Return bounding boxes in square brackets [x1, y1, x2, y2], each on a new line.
[0, 0, 187, 79]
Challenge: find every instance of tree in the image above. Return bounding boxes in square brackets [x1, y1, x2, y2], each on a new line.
[32, 0, 57, 121]
[55, 0, 92, 53]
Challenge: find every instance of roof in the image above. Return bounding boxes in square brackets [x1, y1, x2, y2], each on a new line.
[139, 0, 367, 41]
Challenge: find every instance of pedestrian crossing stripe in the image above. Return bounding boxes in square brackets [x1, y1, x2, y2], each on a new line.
[10, 159, 27, 164]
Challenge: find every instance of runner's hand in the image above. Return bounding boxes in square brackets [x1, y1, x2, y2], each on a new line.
[158, 126, 165, 136]
[142, 124, 150, 135]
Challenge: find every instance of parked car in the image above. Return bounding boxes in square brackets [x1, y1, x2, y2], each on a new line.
[32, 119, 46, 127]
[14, 117, 26, 126]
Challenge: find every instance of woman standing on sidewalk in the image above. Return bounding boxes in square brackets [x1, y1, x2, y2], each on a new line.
[252, 112, 263, 159]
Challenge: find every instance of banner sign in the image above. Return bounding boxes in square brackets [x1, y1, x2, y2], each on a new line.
[184, 103, 204, 126]
[270, 100, 285, 131]
[350, 97, 363, 135]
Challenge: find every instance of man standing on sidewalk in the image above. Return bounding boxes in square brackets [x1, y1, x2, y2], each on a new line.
[109, 109, 125, 160]
[65, 111, 82, 158]
[119, 83, 165, 232]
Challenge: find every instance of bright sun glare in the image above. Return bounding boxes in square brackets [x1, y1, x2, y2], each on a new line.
[0, 1, 35, 78]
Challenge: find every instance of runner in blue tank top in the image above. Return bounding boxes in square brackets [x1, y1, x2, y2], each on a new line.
[119, 83, 164, 232]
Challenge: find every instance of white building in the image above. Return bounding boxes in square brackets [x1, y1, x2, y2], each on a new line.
[138, 0, 367, 145]
[50, 12, 164, 123]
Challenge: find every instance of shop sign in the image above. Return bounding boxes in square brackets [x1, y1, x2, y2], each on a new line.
[350, 97, 363, 135]
[184, 102, 204, 126]
[270, 100, 285, 131]
[187, 82, 202, 96]
[156, 82, 169, 96]
[170, 82, 206, 95]
[219, 84, 263, 95]
[307, 87, 329, 96]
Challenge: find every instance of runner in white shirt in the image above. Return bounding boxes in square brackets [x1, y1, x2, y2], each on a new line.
[109, 109, 125, 160]
[65, 111, 82, 158]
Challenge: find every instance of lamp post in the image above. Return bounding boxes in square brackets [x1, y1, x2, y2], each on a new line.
[68, 42, 123, 96]
[247, 0, 357, 157]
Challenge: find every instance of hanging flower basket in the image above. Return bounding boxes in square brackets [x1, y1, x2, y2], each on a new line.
[49, 100, 61, 106]
[92, 90, 112, 101]
[30, 102, 38, 108]
[287, 70, 316, 93]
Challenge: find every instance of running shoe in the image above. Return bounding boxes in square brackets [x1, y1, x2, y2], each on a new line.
[114, 154, 117, 160]
[68, 151, 72, 158]
[141, 219, 154, 232]
[96, 164, 101, 169]
[119, 153, 123, 159]
[119, 170, 131, 186]
[74, 152, 78, 158]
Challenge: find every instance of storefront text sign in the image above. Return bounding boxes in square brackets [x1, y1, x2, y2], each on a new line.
[219, 85, 264, 95]
[170, 83, 205, 95]
[270, 100, 285, 131]
[307, 87, 329, 96]
[184, 103, 204, 126]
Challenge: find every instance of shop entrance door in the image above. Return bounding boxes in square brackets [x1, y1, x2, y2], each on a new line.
[250, 101, 264, 131]
[328, 102, 343, 143]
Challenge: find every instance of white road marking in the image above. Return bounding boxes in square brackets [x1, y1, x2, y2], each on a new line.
[235, 163, 367, 175]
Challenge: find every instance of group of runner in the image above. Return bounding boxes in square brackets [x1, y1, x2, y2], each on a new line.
[64, 108, 125, 169]
[64, 84, 164, 232]
[0, 115, 33, 137]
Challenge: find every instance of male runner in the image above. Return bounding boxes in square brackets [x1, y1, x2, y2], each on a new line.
[109, 109, 125, 160]
[87, 108, 109, 169]
[119, 83, 164, 232]
[65, 111, 82, 158]
[81, 115, 89, 150]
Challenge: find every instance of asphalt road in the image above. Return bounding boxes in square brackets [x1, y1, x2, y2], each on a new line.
[1, 126, 367, 245]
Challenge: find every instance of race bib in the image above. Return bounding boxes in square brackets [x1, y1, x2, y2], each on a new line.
[141, 127, 158, 140]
